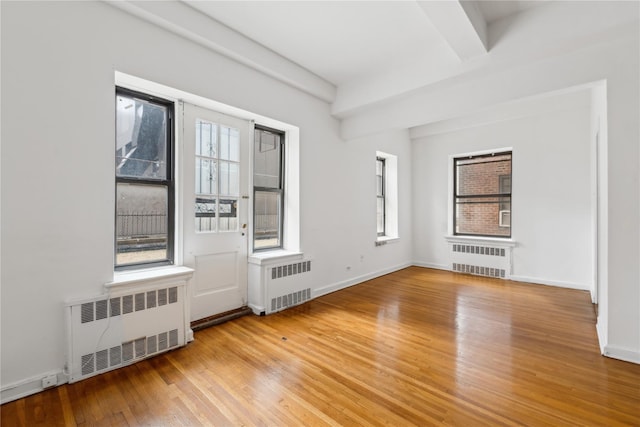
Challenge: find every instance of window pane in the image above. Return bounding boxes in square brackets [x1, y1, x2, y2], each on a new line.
[196, 158, 216, 195]
[229, 128, 240, 162]
[254, 191, 281, 249]
[219, 161, 239, 196]
[456, 154, 511, 197]
[116, 183, 168, 265]
[455, 197, 511, 237]
[220, 126, 230, 160]
[195, 196, 216, 233]
[116, 95, 167, 180]
[196, 120, 216, 158]
[377, 197, 385, 235]
[254, 131, 281, 189]
[218, 198, 239, 232]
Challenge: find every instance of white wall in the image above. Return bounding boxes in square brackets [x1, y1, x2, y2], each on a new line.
[342, 14, 639, 364]
[412, 102, 593, 289]
[0, 1, 413, 399]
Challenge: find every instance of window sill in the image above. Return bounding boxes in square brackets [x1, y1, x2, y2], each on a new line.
[248, 250, 304, 266]
[106, 266, 194, 290]
[445, 235, 517, 248]
[376, 236, 399, 246]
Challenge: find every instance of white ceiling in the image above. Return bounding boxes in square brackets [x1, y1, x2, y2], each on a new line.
[114, 0, 636, 132]
[184, 1, 460, 85]
[474, 0, 548, 23]
[183, 0, 548, 88]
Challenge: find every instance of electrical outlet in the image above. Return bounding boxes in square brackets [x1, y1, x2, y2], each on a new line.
[42, 374, 57, 389]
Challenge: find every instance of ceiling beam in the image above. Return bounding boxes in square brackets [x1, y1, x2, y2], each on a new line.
[417, 0, 488, 61]
[105, 0, 336, 104]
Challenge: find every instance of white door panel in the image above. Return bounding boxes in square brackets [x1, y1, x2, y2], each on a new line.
[183, 102, 250, 321]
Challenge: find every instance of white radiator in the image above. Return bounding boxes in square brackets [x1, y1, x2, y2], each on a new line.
[66, 273, 190, 383]
[447, 238, 514, 279]
[248, 254, 312, 315]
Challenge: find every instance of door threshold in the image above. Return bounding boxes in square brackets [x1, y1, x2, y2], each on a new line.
[191, 307, 253, 331]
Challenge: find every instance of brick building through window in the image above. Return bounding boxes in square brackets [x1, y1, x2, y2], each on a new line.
[454, 152, 512, 237]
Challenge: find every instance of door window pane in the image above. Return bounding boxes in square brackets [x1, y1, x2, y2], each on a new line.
[195, 196, 216, 232]
[196, 158, 216, 195]
[218, 198, 239, 232]
[196, 121, 216, 158]
[220, 161, 239, 196]
[229, 128, 240, 162]
[194, 119, 240, 233]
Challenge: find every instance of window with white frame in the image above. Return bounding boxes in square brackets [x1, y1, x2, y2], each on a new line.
[376, 157, 386, 236]
[115, 87, 174, 269]
[375, 151, 398, 240]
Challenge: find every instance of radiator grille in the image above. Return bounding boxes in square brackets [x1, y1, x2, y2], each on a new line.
[271, 261, 311, 280]
[453, 263, 505, 278]
[77, 287, 179, 326]
[270, 288, 311, 312]
[452, 244, 505, 257]
[79, 329, 180, 377]
[450, 241, 511, 279]
[68, 282, 186, 383]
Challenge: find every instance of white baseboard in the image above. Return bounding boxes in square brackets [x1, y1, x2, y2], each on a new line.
[509, 275, 590, 291]
[411, 261, 449, 271]
[603, 344, 640, 364]
[1, 370, 67, 404]
[596, 319, 607, 354]
[314, 263, 411, 298]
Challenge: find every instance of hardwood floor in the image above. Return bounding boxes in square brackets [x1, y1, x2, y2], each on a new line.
[2, 267, 639, 426]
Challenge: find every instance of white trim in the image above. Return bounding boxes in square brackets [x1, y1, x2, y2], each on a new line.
[376, 151, 399, 240]
[115, 72, 298, 133]
[376, 236, 400, 244]
[412, 261, 450, 271]
[445, 235, 517, 247]
[596, 319, 607, 354]
[314, 263, 411, 298]
[1, 370, 66, 404]
[248, 250, 304, 266]
[508, 275, 589, 291]
[106, 266, 194, 290]
[603, 345, 640, 365]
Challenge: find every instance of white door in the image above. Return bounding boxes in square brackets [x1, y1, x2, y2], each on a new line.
[183, 103, 251, 322]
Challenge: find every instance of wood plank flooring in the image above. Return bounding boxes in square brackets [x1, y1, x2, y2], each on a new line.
[2, 267, 639, 426]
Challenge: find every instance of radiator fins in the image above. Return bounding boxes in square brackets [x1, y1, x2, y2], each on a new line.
[271, 260, 311, 280]
[453, 263, 505, 278]
[79, 329, 180, 377]
[270, 288, 312, 313]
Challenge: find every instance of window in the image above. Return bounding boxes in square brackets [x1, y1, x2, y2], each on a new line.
[194, 119, 240, 233]
[375, 151, 398, 240]
[376, 157, 386, 236]
[454, 151, 512, 237]
[253, 126, 284, 250]
[115, 87, 174, 268]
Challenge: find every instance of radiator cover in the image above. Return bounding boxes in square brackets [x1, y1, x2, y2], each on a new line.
[66, 271, 191, 383]
[446, 237, 515, 279]
[248, 253, 312, 315]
